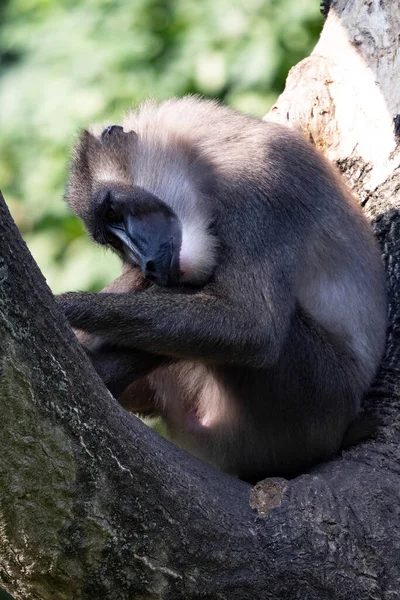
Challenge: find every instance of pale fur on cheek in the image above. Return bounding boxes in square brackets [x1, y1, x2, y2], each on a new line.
[179, 221, 217, 285]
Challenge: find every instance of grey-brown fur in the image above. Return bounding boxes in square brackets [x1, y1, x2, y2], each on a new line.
[61, 96, 387, 481]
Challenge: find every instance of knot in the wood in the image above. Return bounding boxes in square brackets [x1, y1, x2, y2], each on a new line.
[264, 56, 336, 156]
[249, 477, 288, 516]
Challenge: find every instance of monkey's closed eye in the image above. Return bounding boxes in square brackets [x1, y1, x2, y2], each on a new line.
[104, 206, 122, 223]
[97, 190, 122, 224]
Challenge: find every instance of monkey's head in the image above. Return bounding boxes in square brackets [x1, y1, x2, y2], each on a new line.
[66, 122, 217, 287]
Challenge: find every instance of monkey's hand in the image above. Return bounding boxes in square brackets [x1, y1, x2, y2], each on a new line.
[83, 342, 163, 398]
[57, 293, 165, 395]
[77, 342, 163, 417]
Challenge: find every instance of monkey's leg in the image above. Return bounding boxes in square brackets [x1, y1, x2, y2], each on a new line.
[227, 307, 362, 479]
[181, 307, 363, 481]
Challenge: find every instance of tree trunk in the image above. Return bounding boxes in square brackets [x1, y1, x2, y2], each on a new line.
[1, 1, 399, 598]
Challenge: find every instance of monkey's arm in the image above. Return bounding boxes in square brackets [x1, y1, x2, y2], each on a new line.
[74, 267, 166, 402]
[57, 271, 295, 368]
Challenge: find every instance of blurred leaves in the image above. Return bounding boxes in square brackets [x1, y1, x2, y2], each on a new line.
[0, 0, 322, 292]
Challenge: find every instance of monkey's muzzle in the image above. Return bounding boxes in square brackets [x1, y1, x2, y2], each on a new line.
[106, 209, 182, 287]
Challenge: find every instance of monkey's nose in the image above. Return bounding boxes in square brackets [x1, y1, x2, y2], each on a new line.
[142, 252, 180, 287]
[144, 260, 158, 281]
[143, 257, 169, 286]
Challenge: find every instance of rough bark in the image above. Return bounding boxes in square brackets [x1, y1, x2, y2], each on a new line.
[0, 1, 400, 598]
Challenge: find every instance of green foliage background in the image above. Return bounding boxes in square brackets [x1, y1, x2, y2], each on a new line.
[0, 0, 322, 294]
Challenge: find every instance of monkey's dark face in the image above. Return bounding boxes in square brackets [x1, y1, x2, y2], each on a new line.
[93, 185, 182, 287]
[66, 124, 218, 287]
